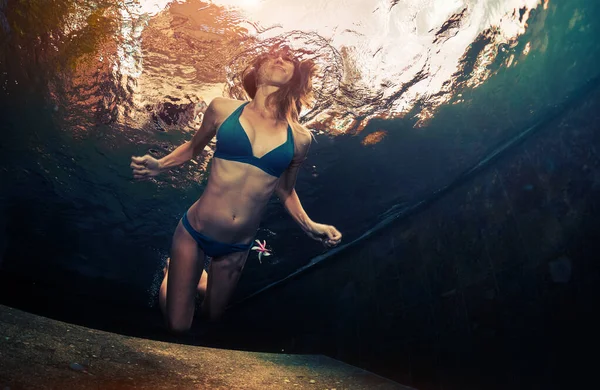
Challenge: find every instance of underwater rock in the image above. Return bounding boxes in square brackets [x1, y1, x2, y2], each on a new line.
[548, 256, 572, 283]
[68, 362, 86, 372]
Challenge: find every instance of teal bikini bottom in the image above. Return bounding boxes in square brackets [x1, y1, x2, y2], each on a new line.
[181, 211, 253, 267]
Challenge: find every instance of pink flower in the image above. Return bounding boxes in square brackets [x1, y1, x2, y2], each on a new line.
[251, 239, 272, 263]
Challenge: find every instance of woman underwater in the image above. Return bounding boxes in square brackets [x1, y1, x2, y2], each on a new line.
[130, 47, 342, 334]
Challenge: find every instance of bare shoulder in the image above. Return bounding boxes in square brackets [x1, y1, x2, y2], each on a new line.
[209, 97, 247, 120]
[290, 122, 313, 159]
[210, 96, 245, 108]
[291, 123, 312, 146]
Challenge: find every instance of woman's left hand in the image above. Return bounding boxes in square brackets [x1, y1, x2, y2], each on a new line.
[306, 223, 342, 248]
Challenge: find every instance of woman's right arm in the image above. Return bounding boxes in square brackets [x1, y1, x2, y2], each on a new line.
[157, 97, 222, 170]
[130, 98, 223, 180]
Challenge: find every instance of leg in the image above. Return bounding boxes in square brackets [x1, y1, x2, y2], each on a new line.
[159, 259, 208, 318]
[159, 219, 205, 334]
[200, 248, 251, 322]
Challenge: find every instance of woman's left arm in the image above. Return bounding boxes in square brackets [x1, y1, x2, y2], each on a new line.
[275, 125, 342, 248]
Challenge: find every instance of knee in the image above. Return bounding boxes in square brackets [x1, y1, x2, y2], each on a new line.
[206, 308, 225, 323]
[199, 302, 224, 323]
[166, 319, 192, 335]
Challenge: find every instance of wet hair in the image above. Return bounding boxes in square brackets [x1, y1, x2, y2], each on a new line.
[241, 47, 316, 123]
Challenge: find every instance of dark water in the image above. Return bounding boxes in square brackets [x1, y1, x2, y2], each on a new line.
[1, 0, 600, 386]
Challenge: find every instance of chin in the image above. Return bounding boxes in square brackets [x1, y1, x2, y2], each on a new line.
[268, 78, 291, 87]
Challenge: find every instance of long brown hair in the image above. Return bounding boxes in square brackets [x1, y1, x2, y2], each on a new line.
[241, 48, 317, 123]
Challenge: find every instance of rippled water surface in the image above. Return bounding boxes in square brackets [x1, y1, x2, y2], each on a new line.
[1, 0, 599, 314]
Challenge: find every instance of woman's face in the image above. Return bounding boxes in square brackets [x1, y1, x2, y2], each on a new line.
[257, 51, 296, 87]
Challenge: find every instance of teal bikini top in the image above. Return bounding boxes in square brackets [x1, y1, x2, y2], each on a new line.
[214, 102, 295, 177]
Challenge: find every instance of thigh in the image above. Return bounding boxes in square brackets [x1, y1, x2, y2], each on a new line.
[166, 219, 205, 330]
[203, 248, 251, 321]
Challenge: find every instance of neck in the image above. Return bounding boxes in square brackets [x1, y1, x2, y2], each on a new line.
[248, 84, 281, 120]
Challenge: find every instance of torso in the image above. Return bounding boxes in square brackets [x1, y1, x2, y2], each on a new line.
[186, 98, 302, 245]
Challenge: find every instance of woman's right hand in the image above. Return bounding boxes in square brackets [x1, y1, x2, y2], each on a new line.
[130, 154, 162, 180]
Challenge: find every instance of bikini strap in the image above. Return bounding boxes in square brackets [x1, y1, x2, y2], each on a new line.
[287, 123, 294, 144]
[234, 101, 250, 117]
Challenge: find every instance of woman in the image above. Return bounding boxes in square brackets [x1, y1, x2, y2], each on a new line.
[130, 47, 342, 334]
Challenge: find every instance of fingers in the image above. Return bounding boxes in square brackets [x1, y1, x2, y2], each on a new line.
[131, 155, 153, 180]
[323, 226, 342, 247]
[131, 162, 146, 170]
[308, 224, 342, 248]
[133, 176, 153, 182]
[133, 172, 153, 180]
[327, 227, 342, 241]
[131, 163, 148, 173]
[131, 155, 147, 165]
[329, 229, 342, 241]
[324, 240, 340, 248]
[132, 164, 153, 180]
[130, 155, 147, 168]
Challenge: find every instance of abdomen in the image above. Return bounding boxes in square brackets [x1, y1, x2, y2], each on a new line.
[188, 158, 279, 243]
